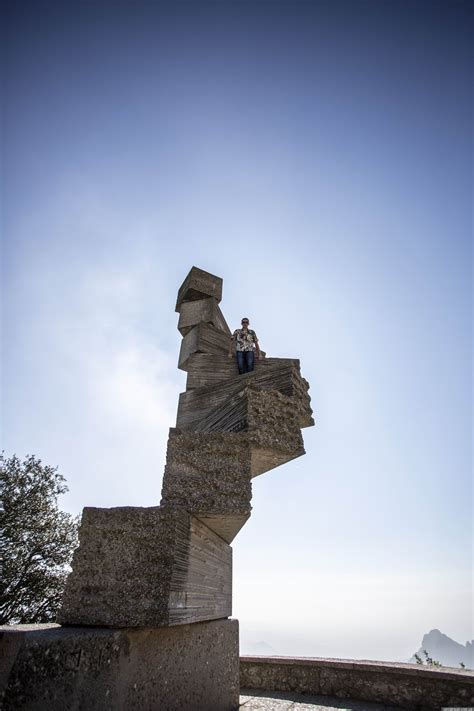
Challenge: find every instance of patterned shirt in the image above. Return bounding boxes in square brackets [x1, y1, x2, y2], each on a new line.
[232, 328, 259, 352]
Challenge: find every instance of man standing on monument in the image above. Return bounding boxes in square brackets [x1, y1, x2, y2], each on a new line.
[228, 317, 261, 374]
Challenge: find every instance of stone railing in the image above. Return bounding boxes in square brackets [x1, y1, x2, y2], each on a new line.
[240, 655, 474, 710]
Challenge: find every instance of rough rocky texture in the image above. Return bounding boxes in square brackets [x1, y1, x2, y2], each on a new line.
[240, 656, 474, 711]
[161, 390, 305, 541]
[175, 266, 223, 312]
[177, 296, 230, 336]
[0, 620, 239, 711]
[58, 507, 232, 627]
[177, 363, 314, 431]
[246, 387, 306, 476]
[161, 429, 253, 542]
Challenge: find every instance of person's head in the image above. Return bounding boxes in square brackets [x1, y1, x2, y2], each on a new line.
[241, 317, 249, 328]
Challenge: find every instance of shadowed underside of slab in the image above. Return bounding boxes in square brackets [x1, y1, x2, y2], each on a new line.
[58, 507, 231, 627]
[195, 513, 251, 544]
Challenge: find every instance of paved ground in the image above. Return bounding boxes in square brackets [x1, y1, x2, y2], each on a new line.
[240, 689, 410, 710]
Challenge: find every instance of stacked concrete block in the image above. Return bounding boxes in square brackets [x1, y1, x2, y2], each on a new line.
[1, 266, 313, 710]
[175, 265, 223, 311]
[58, 507, 232, 627]
[177, 362, 314, 431]
[56, 265, 313, 627]
[185, 353, 301, 390]
[178, 321, 231, 370]
[177, 296, 230, 336]
[161, 428, 252, 543]
[161, 264, 314, 552]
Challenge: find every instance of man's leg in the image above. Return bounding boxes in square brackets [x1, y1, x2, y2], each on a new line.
[245, 350, 255, 372]
[236, 351, 245, 374]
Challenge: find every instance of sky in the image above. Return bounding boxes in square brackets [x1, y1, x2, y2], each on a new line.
[2, 0, 472, 662]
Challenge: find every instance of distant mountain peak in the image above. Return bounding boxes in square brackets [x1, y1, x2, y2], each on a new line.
[410, 629, 473, 669]
[422, 629, 448, 641]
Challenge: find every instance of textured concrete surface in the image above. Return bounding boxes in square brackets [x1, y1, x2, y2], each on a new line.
[178, 320, 231, 370]
[161, 389, 305, 542]
[246, 388, 306, 476]
[175, 265, 223, 312]
[0, 620, 239, 710]
[177, 296, 230, 336]
[58, 507, 232, 627]
[177, 362, 314, 431]
[161, 428, 253, 543]
[10, 267, 316, 708]
[60, 268, 315, 628]
[240, 689, 410, 710]
[185, 353, 300, 390]
[240, 656, 474, 710]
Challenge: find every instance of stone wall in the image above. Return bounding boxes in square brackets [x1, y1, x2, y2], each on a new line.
[240, 655, 474, 710]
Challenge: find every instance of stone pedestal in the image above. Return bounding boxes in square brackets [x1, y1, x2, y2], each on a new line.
[0, 619, 239, 711]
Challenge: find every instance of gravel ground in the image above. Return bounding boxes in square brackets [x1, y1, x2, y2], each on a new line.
[240, 689, 411, 710]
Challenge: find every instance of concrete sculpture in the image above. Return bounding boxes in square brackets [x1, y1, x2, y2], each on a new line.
[1, 266, 314, 710]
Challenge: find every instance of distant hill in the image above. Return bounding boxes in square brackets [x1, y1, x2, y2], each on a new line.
[409, 629, 473, 669]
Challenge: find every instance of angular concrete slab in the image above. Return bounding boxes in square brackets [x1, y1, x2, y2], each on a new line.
[177, 363, 314, 430]
[186, 354, 301, 390]
[58, 507, 232, 627]
[195, 513, 251, 545]
[175, 266, 223, 312]
[0, 619, 239, 711]
[194, 384, 303, 435]
[161, 392, 305, 542]
[160, 428, 253, 542]
[178, 296, 231, 336]
[178, 321, 231, 371]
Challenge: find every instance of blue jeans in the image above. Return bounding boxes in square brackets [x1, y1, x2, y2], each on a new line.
[237, 350, 255, 374]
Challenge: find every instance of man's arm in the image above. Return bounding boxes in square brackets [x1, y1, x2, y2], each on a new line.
[254, 334, 261, 359]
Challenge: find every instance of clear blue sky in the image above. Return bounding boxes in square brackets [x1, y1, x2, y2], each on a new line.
[2, 0, 472, 661]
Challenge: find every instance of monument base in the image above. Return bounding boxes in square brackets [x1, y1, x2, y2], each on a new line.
[0, 618, 239, 710]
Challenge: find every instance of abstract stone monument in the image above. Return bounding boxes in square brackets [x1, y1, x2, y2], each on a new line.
[1, 266, 314, 710]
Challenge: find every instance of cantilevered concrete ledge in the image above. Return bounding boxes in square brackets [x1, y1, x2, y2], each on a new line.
[240, 655, 474, 710]
[177, 363, 314, 431]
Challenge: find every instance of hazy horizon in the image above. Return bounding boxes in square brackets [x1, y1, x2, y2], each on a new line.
[3, 0, 472, 661]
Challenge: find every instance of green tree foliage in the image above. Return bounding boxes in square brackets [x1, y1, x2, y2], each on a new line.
[0, 453, 79, 624]
[414, 649, 468, 670]
[414, 649, 442, 667]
